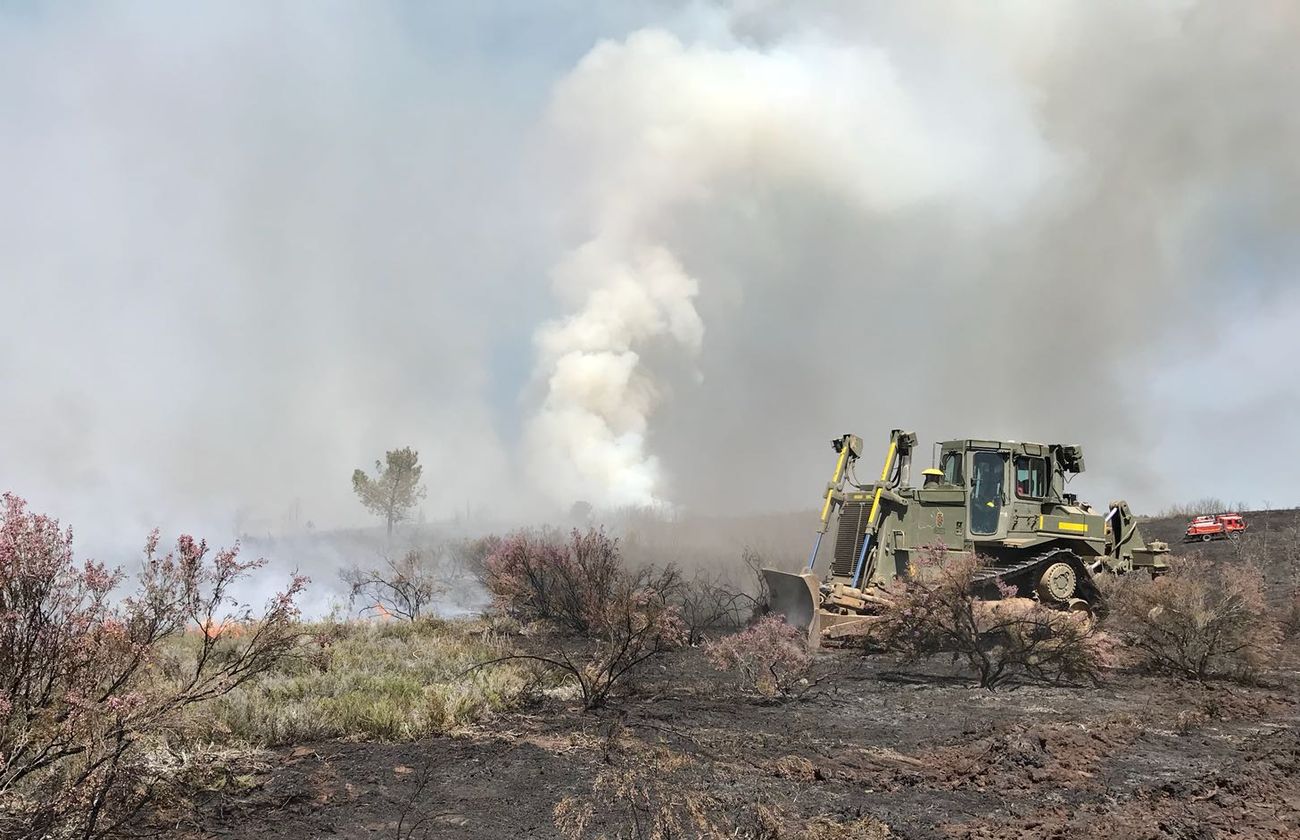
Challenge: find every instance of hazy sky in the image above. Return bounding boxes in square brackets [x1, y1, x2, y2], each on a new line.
[2, 1, 1298, 563]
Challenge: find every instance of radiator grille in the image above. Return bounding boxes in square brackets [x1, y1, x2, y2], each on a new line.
[831, 500, 870, 578]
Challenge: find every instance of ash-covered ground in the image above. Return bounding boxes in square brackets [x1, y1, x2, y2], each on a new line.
[159, 512, 1300, 839]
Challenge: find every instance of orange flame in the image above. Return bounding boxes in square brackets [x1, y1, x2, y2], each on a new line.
[194, 618, 249, 640]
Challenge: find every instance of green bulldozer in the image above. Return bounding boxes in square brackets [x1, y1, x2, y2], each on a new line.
[763, 430, 1170, 644]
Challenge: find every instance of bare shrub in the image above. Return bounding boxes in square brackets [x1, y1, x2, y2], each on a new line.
[1283, 588, 1300, 640]
[743, 547, 772, 613]
[476, 527, 692, 707]
[482, 528, 621, 636]
[1234, 526, 1300, 639]
[0, 493, 304, 839]
[340, 536, 488, 622]
[655, 547, 769, 645]
[392, 752, 450, 840]
[674, 571, 762, 645]
[1104, 557, 1282, 681]
[558, 566, 687, 708]
[342, 547, 448, 621]
[705, 614, 812, 698]
[1155, 497, 1249, 519]
[864, 544, 1104, 689]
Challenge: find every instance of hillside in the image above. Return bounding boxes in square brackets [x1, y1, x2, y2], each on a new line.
[1141, 507, 1300, 558]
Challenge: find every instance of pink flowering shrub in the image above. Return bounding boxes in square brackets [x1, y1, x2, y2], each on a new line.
[1103, 557, 1281, 681]
[0, 493, 305, 838]
[483, 529, 621, 636]
[342, 547, 447, 622]
[477, 529, 686, 707]
[704, 615, 811, 698]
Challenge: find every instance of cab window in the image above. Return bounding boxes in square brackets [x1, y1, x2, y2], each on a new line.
[970, 451, 1006, 535]
[940, 451, 963, 485]
[1014, 456, 1048, 499]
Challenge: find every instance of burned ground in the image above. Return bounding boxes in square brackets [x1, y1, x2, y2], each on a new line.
[1141, 508, 1300, 555]
[170, 648, 1299, 839]
[155, 511, 1299, 839]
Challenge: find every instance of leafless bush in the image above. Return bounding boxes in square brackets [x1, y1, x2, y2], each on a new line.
[742, 546, 771, 614]
[1155, 497, 1249, 519]
[864, 544, 1105, 689]
[674, 571, 744, 644]
[482, 528, 622, 636]
[651, 547, 769, 645]
[556, 566, 687, 708]
[392, 752, 451, 840]
[342, 547, 449, 621]
[1283, 587, 1300, 640]
[674, 568, 766, 648]
[1234, 526, 1300, 638]
[1104, 557, 1282, 681]
[705, 614, 811, 698]
[0, 493, 304, 839]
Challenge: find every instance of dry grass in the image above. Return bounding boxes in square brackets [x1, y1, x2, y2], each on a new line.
[1152, 497, 1251, 519]
[178, 617, 551, 744]
[553, 726, 898, 839]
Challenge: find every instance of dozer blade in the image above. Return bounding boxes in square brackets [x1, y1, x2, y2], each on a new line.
[761, 569, 823, 643]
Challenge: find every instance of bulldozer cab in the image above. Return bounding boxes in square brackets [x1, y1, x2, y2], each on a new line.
[936, 440, 1083, 541]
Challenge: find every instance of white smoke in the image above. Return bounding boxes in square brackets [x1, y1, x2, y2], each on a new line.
[526, 25, 1052, 506]
[3, 0, 1299, 561]
[529, 240, 703, 506]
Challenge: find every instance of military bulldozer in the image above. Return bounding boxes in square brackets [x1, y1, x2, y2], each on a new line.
[763, 430, 1170, 644]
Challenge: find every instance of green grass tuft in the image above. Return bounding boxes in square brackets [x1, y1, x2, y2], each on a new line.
[181, 617, 550, 745]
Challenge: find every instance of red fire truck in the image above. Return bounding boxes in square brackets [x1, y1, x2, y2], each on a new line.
[1184, 513, 1248, 542]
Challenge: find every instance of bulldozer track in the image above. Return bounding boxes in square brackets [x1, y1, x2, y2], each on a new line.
[971, 546, 1079, 587]
[970, 545, 1106, 612]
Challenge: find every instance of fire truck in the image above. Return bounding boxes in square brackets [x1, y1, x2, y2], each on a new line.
[1184, 513, 1248, 542]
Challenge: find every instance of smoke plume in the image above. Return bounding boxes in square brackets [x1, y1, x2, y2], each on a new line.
[527, 2, 1300, 512]
[1, 0, 1298, 578]
[525, 25, 1049, 505]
